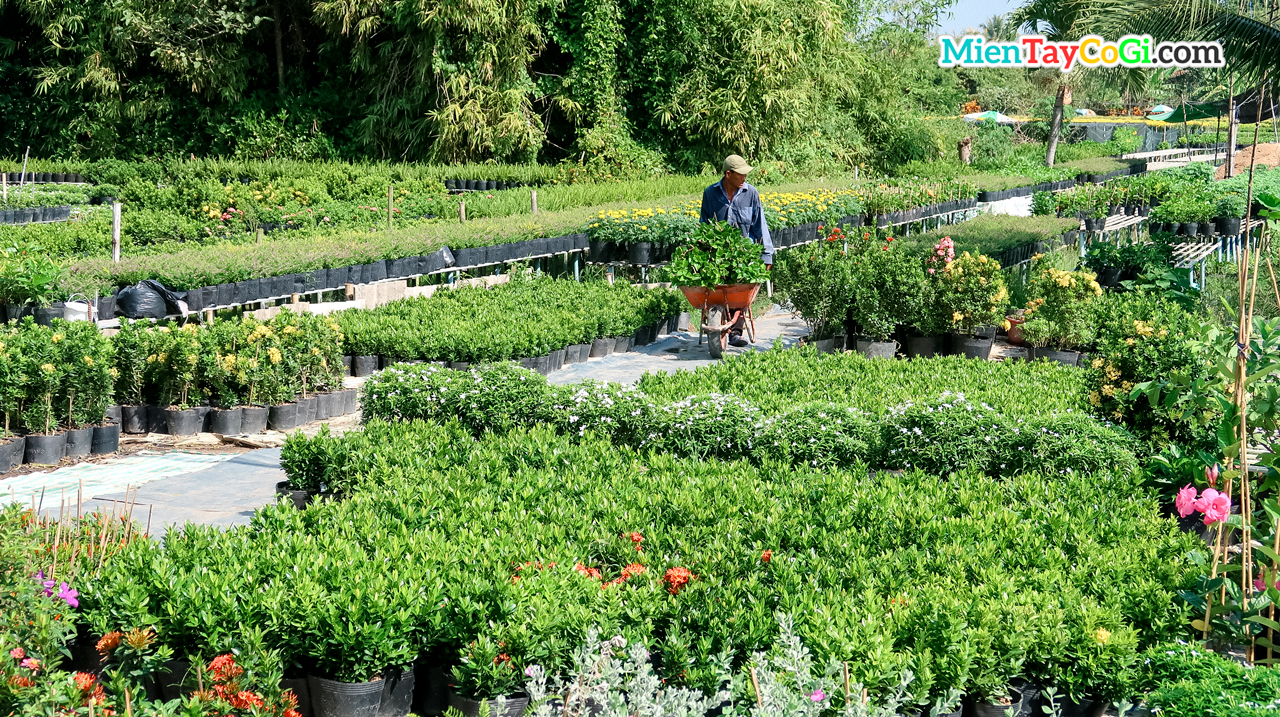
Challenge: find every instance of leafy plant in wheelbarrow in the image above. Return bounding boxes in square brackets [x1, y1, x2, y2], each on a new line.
[668, 222, 769, 358]
[666, 221, 769, 289]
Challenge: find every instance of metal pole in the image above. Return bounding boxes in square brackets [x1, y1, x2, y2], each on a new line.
[574, 254, 580, 282]
[18, 147, 29, 189]
[111, 202, 122, 263]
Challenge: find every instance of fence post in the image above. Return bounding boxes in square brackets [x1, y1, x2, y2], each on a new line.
[387, 184, 393, 230]
[111, 202, 122, 263]
[459, 201, 467, 222]
[531, 190, 539, 215]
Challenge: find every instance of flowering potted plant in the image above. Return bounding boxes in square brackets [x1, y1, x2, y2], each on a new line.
[906, 236, 954, 357]
[0, 324, 24, 470]
[1020, 260, 1102, 366]
[20, 321, 66, 464]
[848, 237, 924, 358]
[773, 228, 852, 349]
[449, 635, 528, 717]
[934, 251, 1008, 359]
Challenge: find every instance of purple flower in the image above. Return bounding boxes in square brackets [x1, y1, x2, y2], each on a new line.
[56, 583, 79, 609]
[524, 665, 539, 678]
[810, 689, 826, 703]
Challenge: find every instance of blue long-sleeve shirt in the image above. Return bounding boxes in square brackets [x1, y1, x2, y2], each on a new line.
[699, 180, 774, 264]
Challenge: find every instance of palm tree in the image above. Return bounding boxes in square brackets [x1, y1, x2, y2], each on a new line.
[980, 13, 1017, 41]
[1011, 0, 1093, 166]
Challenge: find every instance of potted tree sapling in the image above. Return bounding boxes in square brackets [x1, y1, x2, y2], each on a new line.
[156, 323, 204, 436]
[21, 322, 66, 464]
[936, 251, 1008, 360]
[57, 321, 116, 457]
[112, 320, 153, 434]
[1020, 258, 1102, 367]
[0, 325, 24, 471]
[202, 321, 246, 435]
[449, 635, 529, 717]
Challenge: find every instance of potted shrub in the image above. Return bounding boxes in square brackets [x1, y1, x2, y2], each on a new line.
[1045, 618, 1138, 717]
[113, 320, 152, 434]
[964, 605, 1029, 717]
[935, 251, 1008, 359]
[21, 323, 66, 465]
[1216, 193, 1246, 236]
[773, 230, 852, 350]
[848, 237, 923, 358]
[1020, 261, 1102, 366]
[155, 323, 204, 435]
[449, 635, 528, 717]
[906, 236, 953, 357]
[0, 325, 24, 471]
[57, 320, 115, 457]
[1083, 244, 1122, 288]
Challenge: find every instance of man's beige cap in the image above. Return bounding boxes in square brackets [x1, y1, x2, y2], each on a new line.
[723, 154, 753, 174]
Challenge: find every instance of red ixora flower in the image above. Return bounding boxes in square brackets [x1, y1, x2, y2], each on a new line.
[663, 567, 697, 595]
[761, 550, 772, 563]
[207, 654, 244, 683]
[574, 563, 603, 580]
[627, 532, 644, 552]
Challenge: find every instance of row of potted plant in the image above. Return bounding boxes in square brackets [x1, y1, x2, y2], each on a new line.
[0, 318, 117, 469]
[333, 275, 683, 366]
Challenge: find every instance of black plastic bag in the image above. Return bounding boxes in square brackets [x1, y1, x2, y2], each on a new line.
[115, 280, 189, 319]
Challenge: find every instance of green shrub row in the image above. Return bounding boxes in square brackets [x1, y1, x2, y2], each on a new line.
[357, 354, 1135, 477]
[333, 276, 682, 362]
[0, 319, 114, 436]
[81, 418, 1195, 708]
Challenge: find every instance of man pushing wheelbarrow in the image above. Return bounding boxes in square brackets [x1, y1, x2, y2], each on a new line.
[669, 155, 772, 359]
[698, 155, 774, 348]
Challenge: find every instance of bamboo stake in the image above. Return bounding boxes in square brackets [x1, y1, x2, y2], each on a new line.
[843, 661, 850, 701]
[750, 667, 763, 707]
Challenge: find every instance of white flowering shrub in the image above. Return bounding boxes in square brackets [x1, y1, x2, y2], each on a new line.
[654, 393, 762, 458]
[755, 402, 880, 468]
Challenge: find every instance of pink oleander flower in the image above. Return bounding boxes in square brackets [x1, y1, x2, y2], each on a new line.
[810, 689, 826, 702]
[1196, 488, 1232, 525]
[1175, 485, 1199, 518]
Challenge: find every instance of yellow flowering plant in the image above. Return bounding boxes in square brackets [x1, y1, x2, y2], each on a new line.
[935, 252, 1008, 336]
[0, 324, 22, 436]
[1020, 258, 1103, 351]
[55, 319, 116, 428]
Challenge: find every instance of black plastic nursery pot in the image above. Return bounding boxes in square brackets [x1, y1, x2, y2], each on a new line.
[1031, 347, 1081, 367]
[91, 424, 120, 455]
[166, 409, 201, 436]
[0, 436, 24, 472]
[64, 427, 94, 458]
[121, 405, 147, 434]
[588, 239, 615, 263]
[378, 668, 416, 717]
[299, 396, 318, 425]
[965, 690, 1023, 717]
[241, 406, 269, 434]
[342, 355, 354, 376]
[1181, 222, 1199, 236]
[813, 336, 844, 354]
[568, 343, 590, 364]
[269, 403, 299, 431]
[319, 392, 338, 420]
[275, 480, 311, 510]
[25, 433, 66, 465]
[449, 361, 470, 371]
[309, 676, 385, 717]
[447, 690, 529, 717]
[904, 336, 940, 358]
[613, 336, 632, 354]
[590, 338, 613, 357]
[627, 241, 654, 265]
[950, 334, 993, 360]
[532, 354, 551, 376]
[34, 306, 62, 326]
[550, 348, 566, 372]
[209, 407, 243, 435]
[1218, 217, 1242, 235]
[353, 355, 379, 377]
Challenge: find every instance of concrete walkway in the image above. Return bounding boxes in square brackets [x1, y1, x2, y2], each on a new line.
[550, 306, 808, 385]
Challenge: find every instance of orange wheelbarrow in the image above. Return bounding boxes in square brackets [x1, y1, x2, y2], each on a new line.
[678, 283, 761, 359]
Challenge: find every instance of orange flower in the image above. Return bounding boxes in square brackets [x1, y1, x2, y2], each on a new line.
[228, 690, 264, 710]
[622, 563, 647, 578]
[663, 567, 696, 595]
[73, 672, 96, 692]
[574, 563, 602, 580]
[761, 550, 772, 562]
[208, 654, 244, 683]
[96, 631, 123, 656]
[7, 675, 33, 688]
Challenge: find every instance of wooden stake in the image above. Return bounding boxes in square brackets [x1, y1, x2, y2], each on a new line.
[205, 309, 215, 323]
[124, 684, 132, 717]
[531, 190, 539, 215]
[344, 283, 354, 301]
[749, 667, 763, 707]
[843, 661, 850, 700]
[459, 201, 467, 223]
[387, 184, 394, 230]
[290, 293, 299, 305]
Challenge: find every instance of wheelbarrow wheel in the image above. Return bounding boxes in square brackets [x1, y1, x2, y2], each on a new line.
[706, 305, 726, 359]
